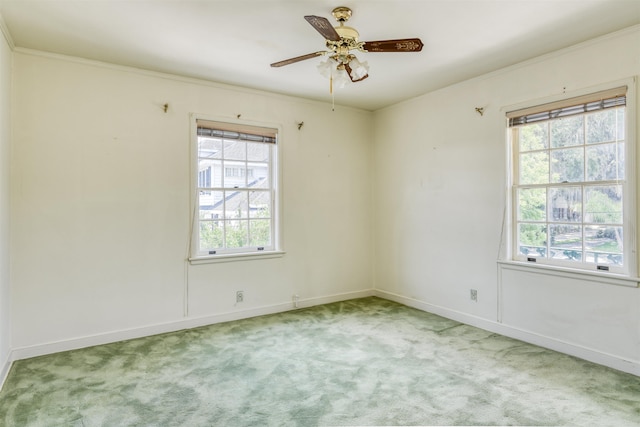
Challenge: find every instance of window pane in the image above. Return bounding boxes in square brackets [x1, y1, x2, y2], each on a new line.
[250, 220, 271, 247]
[200, 190, 223, 219]
[519, 122, 548, 151]
[551, 147, 584, 183]
[248, 162, 269, 188]
[550, 116, 584, 148]
[223, 162, 247, 188]
[586, 109, 617, 144]
[584, 185, 622, 224]
[225, 220, 248, 248]
[585, 226, 623, 265]
[549, 187, 581, 222]
[519, 151, 548, 185]
[199, 221, 223, 251]
[199, 159, 222, 187]
[247, 142, 269, 162]
[224, 190, 248, 219]
[199, 137, 222, 159]
[518, 188, 546, 221]
[586, 143, 623, 181]
[518, 223, 547, 257]
[249, 190, 271, 218]
[223, 140, 246, 161]
[549, 224, 582, 261]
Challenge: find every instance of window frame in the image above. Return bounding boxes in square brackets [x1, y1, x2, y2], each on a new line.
[189, 114, 284, 263]
[505, 80, 637, 278]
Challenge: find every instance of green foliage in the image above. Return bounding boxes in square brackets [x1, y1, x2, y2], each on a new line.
[586, 143, 623, 181]
[551, 116, 583, 148]
[199, 207, 271, 251]
[249, 207, 271, 247]
[519, 123, 548, 151]
[200, 221, 223, 251]
[520, 151, 549, 185]
[518, 188, 545, 221]
[519, 223, 546, 247]
[551, 147, 583, 182]
[585, 187, 622, 223]
[586, 109, 617, 144]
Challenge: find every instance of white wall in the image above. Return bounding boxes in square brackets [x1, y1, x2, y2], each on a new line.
[11, 51, 373, 353]
[373, 26, 640, 375]
[0, 24, 12, 384]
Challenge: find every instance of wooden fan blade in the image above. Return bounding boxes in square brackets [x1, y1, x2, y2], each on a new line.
[304, 15, 341, 41]
[344, 64, 369, 82]
[362, 38, 424, 52]
[270, 51, 325, 67]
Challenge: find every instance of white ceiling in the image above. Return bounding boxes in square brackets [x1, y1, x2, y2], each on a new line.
[1, 0, 639, 111]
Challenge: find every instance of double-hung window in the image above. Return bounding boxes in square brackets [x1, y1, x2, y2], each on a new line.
[191, 118, 280, 259]
[508, 85, 634, 275]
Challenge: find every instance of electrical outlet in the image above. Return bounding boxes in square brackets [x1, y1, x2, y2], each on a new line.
[236, 291, 244, 303]
[470, 289, 478, 302]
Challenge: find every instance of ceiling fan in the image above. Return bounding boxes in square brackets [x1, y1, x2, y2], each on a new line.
[270, 6, 423, 84]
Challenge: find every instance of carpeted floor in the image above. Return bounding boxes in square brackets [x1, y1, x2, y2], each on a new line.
[1, 297, 639, 426]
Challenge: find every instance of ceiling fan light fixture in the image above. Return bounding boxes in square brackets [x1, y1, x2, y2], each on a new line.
[317, 57, 338, 79]
[317, 57, 352, 89]
[349, 57, 369, 80]
[333, 66, 350, 89]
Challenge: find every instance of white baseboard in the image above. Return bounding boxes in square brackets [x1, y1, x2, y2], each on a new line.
[374, 289, 640, 377]
[0, 351, 11, 392]
[10, 289, 375, 363]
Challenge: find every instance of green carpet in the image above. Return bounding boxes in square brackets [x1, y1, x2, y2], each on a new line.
[1, 297, 639, 426]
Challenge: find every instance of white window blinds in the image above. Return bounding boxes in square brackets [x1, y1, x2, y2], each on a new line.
[507, 86, 627, 127]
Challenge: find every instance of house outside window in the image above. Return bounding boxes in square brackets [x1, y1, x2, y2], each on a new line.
[507, 85, 634, 275]
[191, 117, 281, 259]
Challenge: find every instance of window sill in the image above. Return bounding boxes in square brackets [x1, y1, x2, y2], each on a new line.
[497, 260, 639, 288]
[189, 251, 286, 265]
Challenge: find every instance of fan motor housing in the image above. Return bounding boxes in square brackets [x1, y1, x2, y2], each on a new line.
[335, 26, 359, 40]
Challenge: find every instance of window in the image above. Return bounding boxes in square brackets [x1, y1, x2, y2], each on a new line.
[191, 118, 280, 259]
[508, 86, 633, 275]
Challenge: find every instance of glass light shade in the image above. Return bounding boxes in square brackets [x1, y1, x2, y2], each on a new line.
[349, 57, 369, 80]
[317, 58, 337, 79]
[333, 68, 349, 89]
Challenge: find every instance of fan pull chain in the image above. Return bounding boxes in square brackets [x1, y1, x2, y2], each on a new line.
[330, 75, 335, 111]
